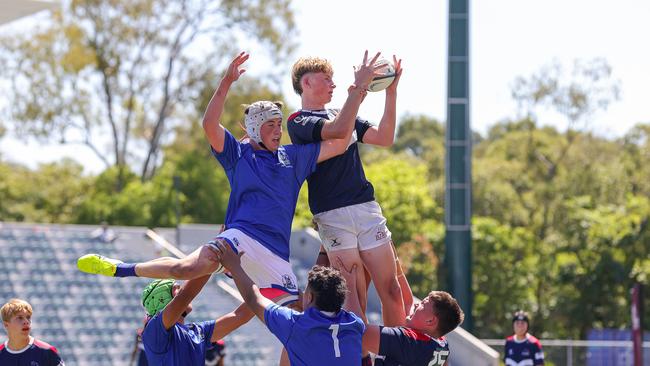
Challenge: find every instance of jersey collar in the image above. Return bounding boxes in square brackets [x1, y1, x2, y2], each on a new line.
[4, 336, 34, 354]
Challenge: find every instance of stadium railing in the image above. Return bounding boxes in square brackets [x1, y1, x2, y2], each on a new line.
[482, 338, 650, 366]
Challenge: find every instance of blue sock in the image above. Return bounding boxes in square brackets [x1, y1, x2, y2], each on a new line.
[114, 263, 138, 277]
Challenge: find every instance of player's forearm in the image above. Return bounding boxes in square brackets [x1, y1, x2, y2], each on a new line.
[212, 303, 255, 341]
[395, 256, 414, 313]
[202, 78, 232, 131]
[180, 274, 211, 297]
[325, 87, 367, 139]
[343, 287, 364, 321]
[229, 266, 268, 321]
[375, 91, 397, 146]
[162, 274, 211, 329]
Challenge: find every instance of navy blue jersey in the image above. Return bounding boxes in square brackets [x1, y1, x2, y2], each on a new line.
[504, 334, 544, 366]
[374, 327, 449, 366]
[142, 312, 216, 366]
[211, 129, 320, 261]
[264, 304, 365, 365]
[287, 109, 375, 214]
[0, 337, 64, 366]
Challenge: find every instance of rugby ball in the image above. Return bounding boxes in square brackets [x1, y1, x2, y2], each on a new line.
[367, 58, 396, 92]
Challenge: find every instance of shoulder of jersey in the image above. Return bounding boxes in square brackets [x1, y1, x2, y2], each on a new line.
[288, 109, 331, 122]
[33, 339, 59, 354]
[288, 111, 303, 122]
[402, 327, 436, 342]
[527, 334, 542, 347]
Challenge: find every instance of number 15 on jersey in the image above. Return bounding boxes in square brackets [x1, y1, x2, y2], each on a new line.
[428, 349, 449, 366]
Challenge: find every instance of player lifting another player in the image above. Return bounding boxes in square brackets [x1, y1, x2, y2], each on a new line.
[77, 51, 383, 364]
[287, 54, 406, 326]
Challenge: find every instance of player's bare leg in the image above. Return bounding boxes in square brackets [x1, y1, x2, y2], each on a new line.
[360, 242, 405, 326]
[137, 244, 221, 279]
[328, 248, 368, 323]
[77, 243, 222, 279]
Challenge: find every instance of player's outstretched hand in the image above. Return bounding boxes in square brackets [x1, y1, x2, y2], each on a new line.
[214, 240, 244, 272]
[386, 55, 403, 94]
[224, 51, 249, 84]
[353, 50, 383, 91]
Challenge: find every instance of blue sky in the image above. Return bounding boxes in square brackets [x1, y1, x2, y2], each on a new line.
[1, 0, 649, 173]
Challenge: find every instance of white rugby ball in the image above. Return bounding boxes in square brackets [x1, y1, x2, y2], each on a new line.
[367, 58, 396, 92]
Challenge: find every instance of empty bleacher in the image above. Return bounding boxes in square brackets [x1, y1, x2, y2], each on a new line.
[0, 222, 280, 365]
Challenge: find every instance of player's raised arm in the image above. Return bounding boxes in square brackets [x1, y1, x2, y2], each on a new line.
[213, 241, 273, 322]
[316, 53, 384, 163]
[336, 257, 382, 354]
[202, 52, 249, 153]
[360, 55, 403, 147]
[393, 243, 414, 315]
[320, 51, 382, 139]
[161, 275, 212, 330]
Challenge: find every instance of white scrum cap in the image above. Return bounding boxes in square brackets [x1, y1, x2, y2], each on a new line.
[244, 101, 283, 144]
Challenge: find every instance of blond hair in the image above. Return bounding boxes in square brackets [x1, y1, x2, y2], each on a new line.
[1, 298, 33, 322]
[291, 57, 333, 95]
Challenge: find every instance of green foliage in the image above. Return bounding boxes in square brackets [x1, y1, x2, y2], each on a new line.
[363, 151, 442, 246]
[0, 0, 296, 184]
[0, 159, 92, 223]
[471, 218, 538, 338]
[397, 231, 444, 300]
[551, 195, 650, 337]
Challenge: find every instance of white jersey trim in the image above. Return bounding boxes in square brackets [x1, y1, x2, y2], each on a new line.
[4, 336, 34, 354]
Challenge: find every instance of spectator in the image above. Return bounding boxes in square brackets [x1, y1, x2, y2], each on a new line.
[504, 310, 544, 366]
[91, 221, 117, 243]
[0, 298, 65, 366]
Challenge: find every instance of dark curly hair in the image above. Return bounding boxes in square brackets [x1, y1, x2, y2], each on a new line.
[429, 291, 464, 336]
[307, 265, 347, 313]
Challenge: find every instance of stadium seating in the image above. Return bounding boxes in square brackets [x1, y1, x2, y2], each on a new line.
[0, 222, 280, 365]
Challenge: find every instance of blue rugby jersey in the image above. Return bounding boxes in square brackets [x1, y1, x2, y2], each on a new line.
[374, 327, 450, 366]
[0, 337, 64, 366]
[211, 129, 320, 261]
[264, 304, 365, 366]
[504, 334, 544, 366]
[287, 109, 375, 215]
[142, 312, 216, 366]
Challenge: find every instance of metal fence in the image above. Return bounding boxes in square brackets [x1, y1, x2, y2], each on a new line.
[482, 339, 650, 366]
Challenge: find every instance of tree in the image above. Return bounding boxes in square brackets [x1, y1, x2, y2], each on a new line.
[621, 123, 650, 197]
[363, 151, 442, 246]
[0, 159, 91, 223]
[554, 195, 650, 338]
[471, 217, 538, 338]
[0, 0, 295, 188]
[72, 72, 288, 226]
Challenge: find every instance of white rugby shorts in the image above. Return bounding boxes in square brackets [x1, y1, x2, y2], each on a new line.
[313, 201, 392, 252]
[212, 228, 299, 306]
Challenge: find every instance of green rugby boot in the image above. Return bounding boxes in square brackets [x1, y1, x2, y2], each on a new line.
[77, 254, 122, 277]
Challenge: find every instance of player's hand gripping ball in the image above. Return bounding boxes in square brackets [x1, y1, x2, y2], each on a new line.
[367, 57, 396, 92]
